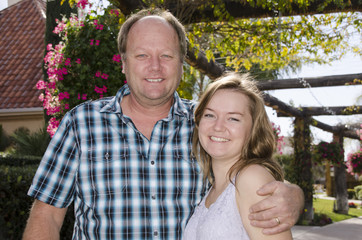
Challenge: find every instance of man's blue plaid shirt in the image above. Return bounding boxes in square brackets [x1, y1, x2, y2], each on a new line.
[28, 85, 205, 239]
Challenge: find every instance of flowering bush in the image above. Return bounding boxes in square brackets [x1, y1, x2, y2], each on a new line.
[346, 150, 362, 176]
[271, 122, 285, 154]
[313, 141, 344, 165]
[348, 202, 357, 208]
[346, 124, 362, 176]
[38, 1, 126, 136]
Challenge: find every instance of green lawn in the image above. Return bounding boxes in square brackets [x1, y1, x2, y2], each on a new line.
[313, 198, 362, 223]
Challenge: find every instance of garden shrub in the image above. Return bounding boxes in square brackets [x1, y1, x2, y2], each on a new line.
[10, 127, 50, 157]
[0, 164, 38, 239]
[0, 125, 11, 151]
[0, 155, 41, 167]
[275, 154, 297, 184]
[309, 213, 333, 226]
[355, 185, 362, 200]
[0, 161, 74, 239]
[347, 188, 356, 199]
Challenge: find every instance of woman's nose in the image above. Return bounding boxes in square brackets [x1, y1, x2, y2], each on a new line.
[213, 118, 225, 131]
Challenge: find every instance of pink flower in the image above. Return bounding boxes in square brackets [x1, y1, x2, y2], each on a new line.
[36, 80, 47, 90]
[47, 44, 53, 51]
[90, 39, 94, 45]
[61, 67, 68, 75]
[76, 58, 81, 64]
[101, 73, 109, 79]
[47, 117, 60, 138]
[95, 40, 100, 46]
[95, 71, 101, 77]
[65, 58, 71, 66]
[58, 92, 70, 100]
[48, 82, 56, 89]
[78, 93, 87, 100]
[113, 54, 121, 62]
[110, 9, 120, 17]
[77, 0, 89, 9]
[94, 85, 107, 94]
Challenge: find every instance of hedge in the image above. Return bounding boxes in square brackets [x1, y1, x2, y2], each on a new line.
[0, 158, 74, 239]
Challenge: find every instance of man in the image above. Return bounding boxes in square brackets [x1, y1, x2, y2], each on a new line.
[23, 8, 303, 239]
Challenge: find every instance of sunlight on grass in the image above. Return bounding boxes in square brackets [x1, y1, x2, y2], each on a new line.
[313, 198, 362, 222]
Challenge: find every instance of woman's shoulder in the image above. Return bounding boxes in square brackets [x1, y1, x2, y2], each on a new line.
[235, 164, 276, 194]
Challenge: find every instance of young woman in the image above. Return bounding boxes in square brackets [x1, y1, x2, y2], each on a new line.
[183, 72, 293, 240]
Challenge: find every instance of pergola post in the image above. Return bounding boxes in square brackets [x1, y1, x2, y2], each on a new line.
[293, 117, 314, 221]
[332, 133, 349, 214]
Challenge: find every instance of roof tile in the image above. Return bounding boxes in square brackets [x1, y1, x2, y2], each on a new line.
[0, 0, 46, 110]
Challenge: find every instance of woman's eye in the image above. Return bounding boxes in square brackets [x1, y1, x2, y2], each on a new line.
[136, 54, 147, 58]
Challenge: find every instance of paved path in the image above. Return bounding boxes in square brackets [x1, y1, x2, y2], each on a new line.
[291, 216, 362, 239]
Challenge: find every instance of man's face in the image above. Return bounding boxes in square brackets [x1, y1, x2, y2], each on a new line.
[122, 16, 183, 107]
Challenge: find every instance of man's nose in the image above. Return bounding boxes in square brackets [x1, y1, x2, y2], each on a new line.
[149, 56, 161, 71]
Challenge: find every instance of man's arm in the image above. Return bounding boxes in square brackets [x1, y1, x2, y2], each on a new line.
[23, 200, 67, 240]
[248, 181, 304, 235]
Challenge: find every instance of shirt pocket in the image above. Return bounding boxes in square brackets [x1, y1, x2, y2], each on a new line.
[78, 151, 130, 208]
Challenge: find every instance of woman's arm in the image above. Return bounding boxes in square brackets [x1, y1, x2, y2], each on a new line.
[235, 165, 293, 240]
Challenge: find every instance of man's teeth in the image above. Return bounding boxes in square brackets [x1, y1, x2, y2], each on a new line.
[210, 136, 229, 142]
[146, 78, 162, 82]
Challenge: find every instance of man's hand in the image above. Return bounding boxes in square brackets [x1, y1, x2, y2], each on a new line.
[248, 181, 304, 235]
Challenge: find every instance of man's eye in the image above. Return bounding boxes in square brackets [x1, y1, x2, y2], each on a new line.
[161, 54, 172, 59]
[229, 117, 240, 122]
[203, 113, 214, 118]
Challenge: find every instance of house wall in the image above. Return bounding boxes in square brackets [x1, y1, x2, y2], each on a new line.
[0, 108, 45, 135]
[8, 0, 23, 7]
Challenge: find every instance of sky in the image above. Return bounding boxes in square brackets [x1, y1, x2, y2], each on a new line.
[0, 1, 7, 10]
[266, 51, 362, 154]
[1, 1, 361, 154]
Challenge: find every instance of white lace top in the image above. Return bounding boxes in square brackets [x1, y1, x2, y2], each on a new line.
[183, 181, 250, 240]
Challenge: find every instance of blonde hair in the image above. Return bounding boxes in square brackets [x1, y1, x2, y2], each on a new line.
[192, 72, 284, 185]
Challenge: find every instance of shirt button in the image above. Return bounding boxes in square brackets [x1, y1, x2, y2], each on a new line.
[151, 160, 155, 165]
[151, 195, 156, 200]
[153, 230, 159, 237]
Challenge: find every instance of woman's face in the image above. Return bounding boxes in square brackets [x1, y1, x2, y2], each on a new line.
[198, 89, 253, 164]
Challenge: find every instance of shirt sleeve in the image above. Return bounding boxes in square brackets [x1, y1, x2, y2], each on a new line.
[28, 111, 79, 208]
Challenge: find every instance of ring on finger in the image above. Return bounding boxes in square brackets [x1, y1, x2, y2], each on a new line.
[275, 217, 280, 225]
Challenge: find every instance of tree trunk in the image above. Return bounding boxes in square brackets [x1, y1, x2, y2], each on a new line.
[293, 117, 314, 221]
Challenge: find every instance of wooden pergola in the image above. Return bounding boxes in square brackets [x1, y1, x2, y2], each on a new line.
[112, 0, 362, 219]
